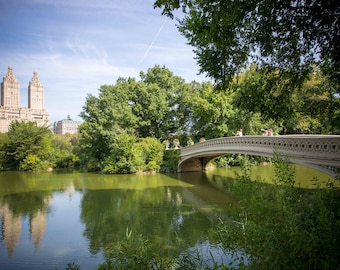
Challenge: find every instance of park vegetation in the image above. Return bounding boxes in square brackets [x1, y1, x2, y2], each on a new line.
[0, 1, 339, 268]
[154, 0, 339, 89]
[61, 63, 339, 173]
[0, 64, 338, 173]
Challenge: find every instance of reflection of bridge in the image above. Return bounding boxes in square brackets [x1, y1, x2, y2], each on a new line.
[179, 135, 340, 177]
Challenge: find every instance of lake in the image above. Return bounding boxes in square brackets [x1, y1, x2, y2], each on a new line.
[0, 165, 336, 269]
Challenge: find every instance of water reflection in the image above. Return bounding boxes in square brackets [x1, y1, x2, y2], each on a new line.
[0, 192, 50, 256]
[0, 203, 21, 256]
[179, 240, 250, 268]
[206, 164, 339, 189]
[0, 165, 331, 269]
[0, 171, 231, 269]
[79, 183, 218, 258]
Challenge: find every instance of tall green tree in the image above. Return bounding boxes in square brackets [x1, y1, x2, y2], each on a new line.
[79, 80, 139, 170]
[285, 66, 340, 133]
[127, 78, 168, 138]
[78, 66, 179, 172]
[229, 64, 339, 133]
[233, 64, 297, 121]
[140, 65, 193, 138]
[296, 67, 340, 132]
[186, 81, 234, 139]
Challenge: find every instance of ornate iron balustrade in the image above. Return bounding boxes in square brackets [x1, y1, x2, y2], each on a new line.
[179, 135, 340, 177]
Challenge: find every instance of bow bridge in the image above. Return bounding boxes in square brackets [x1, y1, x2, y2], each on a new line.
[178, 135, 340, 177]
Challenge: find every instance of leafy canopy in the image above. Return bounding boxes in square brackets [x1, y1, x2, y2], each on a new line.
[154, 0, 340, 86]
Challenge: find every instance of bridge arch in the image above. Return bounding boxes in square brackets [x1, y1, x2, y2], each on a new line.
[178, 135, 340, 177]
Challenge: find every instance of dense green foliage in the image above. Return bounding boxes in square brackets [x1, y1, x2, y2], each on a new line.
[0, 121, 52, 171]
[77, 63, 339, 174]
[0, 121, 79, 171]
[76, 65, 247, 172]
[77, 66, 183, 172]
[232, 65, 340, 130]
[154, 0, 340, 132]
[154, 0, 340, 87]
[51, 133, 80, 169]
[216, 155, 340, 269]
[159, 149, 181, 173]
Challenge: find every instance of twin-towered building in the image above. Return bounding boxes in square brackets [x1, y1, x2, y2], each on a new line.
[0, 66, 50, 133]
[1, 66, 82, 134]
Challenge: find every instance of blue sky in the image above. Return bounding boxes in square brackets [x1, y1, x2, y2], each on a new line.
[0, 0, 207, 124]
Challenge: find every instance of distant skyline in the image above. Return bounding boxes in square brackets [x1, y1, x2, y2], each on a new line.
[0, 0, 208, 124]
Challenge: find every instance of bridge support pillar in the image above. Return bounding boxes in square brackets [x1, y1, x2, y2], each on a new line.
[178, 158, 203, 172]
[178, 157, 214, 172]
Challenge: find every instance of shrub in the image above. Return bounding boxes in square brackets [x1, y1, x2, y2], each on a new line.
[19, 154, 50, 171]
[160, 149, 180, 173]
[217, 153, 340, 269]
[136, 137, 163, 172]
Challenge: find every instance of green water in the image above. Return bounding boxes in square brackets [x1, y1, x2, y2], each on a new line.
[206, 164, 339, 189]
[0, 165, 336, 269]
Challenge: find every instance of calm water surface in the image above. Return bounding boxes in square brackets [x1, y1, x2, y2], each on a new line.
[0, 166, 336, 270]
